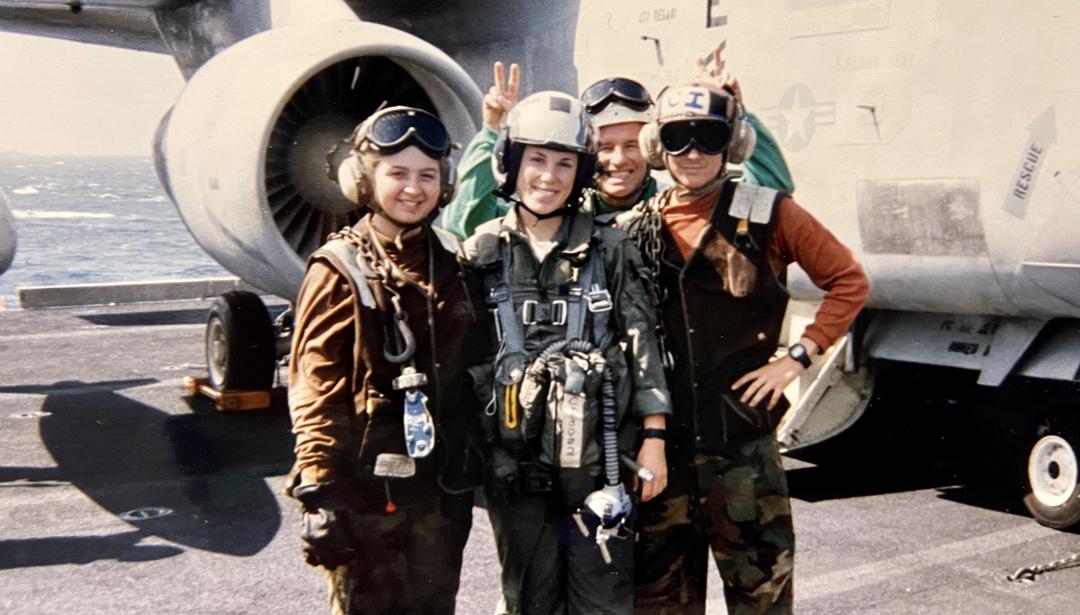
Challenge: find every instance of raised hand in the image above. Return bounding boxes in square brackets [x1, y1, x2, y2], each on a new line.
[697, 43, 744, 106]
[696, 43, 727, 81]
[483, 61, 520, 132]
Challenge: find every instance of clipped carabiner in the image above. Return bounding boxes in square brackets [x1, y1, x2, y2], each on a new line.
[383, 294, 417, 364]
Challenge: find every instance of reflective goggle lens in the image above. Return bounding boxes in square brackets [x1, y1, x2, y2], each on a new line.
[368, 109, 450, 158]
[658, 120, 731, 156]
[581, 78, 652, 113]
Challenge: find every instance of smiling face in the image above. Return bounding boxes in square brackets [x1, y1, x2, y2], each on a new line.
[370, 145, 441, 229]
[665, 146, 726, 190]
[596, 122, 648, 201]
[515, 144, 578, 216]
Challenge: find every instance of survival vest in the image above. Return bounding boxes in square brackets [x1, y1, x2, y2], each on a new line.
[626, 180, 790, 456]
[310, 220, 481, 499]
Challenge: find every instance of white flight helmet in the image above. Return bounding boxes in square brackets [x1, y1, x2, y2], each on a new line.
[492, 90, 598, 208]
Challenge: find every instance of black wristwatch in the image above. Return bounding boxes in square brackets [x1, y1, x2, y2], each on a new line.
[787, 342, 812, 369]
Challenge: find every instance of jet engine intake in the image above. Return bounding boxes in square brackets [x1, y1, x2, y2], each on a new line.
[159, 21, 482, 301]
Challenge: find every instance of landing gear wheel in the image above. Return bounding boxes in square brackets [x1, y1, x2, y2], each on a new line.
[1024, 432, 1080, 530]
[206, 290, 276, 392]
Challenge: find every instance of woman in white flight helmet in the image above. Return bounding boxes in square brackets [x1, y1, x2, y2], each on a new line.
[461, 90, 672, 614]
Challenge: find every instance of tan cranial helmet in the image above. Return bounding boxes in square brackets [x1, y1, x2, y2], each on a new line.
[581, 77, 655, 128]
[638, 81, 756, 170]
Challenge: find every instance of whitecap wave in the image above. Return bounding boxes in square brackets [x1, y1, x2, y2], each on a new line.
[13, 210, 115, 219]
[96, 193, 122, 200]
[12, 186, 39, 195]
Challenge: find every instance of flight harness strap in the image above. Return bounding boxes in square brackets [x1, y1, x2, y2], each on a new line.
[484, 234, 614, 447]
[487, 237, 527, 380]
[486, 235, 614, 360]
[565, 242, 616, 347]
[581, 241, 613, 350]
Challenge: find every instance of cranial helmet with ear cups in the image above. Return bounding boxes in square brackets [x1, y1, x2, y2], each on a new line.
[491, 90, 598, 210]
[637, 121, 666, 170]
[337, 106, 456, 210]
[582, 76, 656, 129]
[638, 82, 756, 168]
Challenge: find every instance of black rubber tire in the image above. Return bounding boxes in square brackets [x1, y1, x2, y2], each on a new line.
[205, 290, 275, 392]
[1024, 425, 1080, 530]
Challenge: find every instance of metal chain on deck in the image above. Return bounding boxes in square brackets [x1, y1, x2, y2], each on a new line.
[1007, 551, 1080, 582]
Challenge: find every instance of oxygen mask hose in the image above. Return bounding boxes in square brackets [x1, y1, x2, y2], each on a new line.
[599, 363, 619, 487]
[532, 338, 633, 564]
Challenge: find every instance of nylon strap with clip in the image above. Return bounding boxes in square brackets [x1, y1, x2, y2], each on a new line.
[486, 232, 614, 357]
[484, 230, 614, 442]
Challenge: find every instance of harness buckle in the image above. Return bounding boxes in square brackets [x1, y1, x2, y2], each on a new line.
[488, 286, 511, 306]
[522, 300, 539, 325]
[586, 285, 613, 313]
[551, 300, 568, 326]
[522, 299, 569, 326]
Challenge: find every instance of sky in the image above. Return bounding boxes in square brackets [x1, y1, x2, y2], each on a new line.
[0, 32, 184, 156]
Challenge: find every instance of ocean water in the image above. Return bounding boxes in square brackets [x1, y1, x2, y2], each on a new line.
[0, 154, 228, 308]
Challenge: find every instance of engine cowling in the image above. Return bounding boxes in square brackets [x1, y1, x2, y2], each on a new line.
[160, 21, 482, 301]
[0, 190, 14, 276]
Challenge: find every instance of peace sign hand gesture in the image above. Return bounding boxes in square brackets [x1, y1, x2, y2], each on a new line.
[697, 43, 745, 106]
[483, 61, 520, 132]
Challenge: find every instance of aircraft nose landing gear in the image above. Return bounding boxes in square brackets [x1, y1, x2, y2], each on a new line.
[183, 290, 279, 411]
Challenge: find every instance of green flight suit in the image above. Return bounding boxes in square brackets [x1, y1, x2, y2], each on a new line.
[464, 207, 671, 615]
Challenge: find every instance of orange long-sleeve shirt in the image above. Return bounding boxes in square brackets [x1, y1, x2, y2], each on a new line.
[663, 186, 870, 353]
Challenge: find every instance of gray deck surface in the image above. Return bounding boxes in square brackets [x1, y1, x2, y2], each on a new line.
[2, 298, 1079, 614]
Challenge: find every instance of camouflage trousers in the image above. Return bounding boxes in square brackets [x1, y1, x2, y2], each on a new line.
[326, 489, 473, 615]
[634, 432, 794, 615]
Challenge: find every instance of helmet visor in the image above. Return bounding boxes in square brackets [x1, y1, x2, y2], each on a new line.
[367, 108, 450, 159]
[659, 120, 731, 156]
[581, 77, 652, 114]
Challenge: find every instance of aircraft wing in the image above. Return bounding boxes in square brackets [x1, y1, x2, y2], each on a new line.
[0, 0, 273, 78]
[0, 0, 173, 53]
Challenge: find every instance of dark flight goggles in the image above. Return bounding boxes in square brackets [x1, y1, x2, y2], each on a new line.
[659, 120, 732, 156]
[580, 77, 653, 113]
[366, 108, 451, 159]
